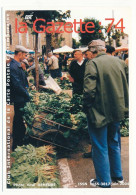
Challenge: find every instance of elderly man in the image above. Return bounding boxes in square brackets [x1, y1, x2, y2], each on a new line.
[83, 39, 128, 188]
[69, 50, 88, 95]
[21, 59, 29, 70]
[9, 45, 30, 151]
[84, 50, 93, 60]
[47, 52, 59, 78]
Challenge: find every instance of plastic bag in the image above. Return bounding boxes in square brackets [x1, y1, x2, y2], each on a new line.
[42, 76, 62, 95]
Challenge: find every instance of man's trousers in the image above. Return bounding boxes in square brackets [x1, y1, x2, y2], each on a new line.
[12, 102, 26, 150]
[87, 120, 123, 187]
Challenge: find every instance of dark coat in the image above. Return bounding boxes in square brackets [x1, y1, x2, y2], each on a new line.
[9, 59, 30, 104]
[69, 59, 88, 94]
[83, 52, 128, 128]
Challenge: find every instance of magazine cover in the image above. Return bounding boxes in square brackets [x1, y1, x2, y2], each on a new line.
[1, 0, 135, 193]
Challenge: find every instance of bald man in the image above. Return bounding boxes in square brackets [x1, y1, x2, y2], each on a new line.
[69, 50, 88, 95]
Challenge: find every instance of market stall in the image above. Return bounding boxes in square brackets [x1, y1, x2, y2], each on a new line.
[22, 87, 88, 151]
[115, 46, 128, 52]
[53, 45, 74, 53]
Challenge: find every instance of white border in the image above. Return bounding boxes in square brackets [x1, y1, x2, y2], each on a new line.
[1, 0, 136, 194]
[0, 6, 3, 193]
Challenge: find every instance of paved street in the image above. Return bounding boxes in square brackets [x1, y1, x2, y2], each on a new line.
[59, 137, 129, 188]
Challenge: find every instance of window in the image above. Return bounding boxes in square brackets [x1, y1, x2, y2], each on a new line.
[18, 32, 22, 45]
[33, 35, 35, 48]
[26, 31, 29, 47]
[38, 33, 41, 52]
[9, 24, 12, 45]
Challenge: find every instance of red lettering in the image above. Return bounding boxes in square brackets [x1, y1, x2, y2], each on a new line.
[115, 18, 125, 33]
[46, 22, 55, 33]
[33, 19, 46, 33]
[64, 22, 73, 33]
[55, 22, 64, 33]
[85, 22, 95, 33]
[105, 18, 114, 33]
[79, 19, 86, 33]
[18, 22, 28, 33]
[73, 19, 80, 33]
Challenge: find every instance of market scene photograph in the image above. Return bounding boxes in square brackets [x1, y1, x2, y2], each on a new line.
[6, 9, 129, 188]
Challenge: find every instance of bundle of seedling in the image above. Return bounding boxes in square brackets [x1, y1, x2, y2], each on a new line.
[9, 144, 60, 188]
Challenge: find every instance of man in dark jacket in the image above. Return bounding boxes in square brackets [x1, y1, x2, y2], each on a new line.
[83, 39, 128, 188]
[69, 50, 88, 95]
[9, 45, 30, 151]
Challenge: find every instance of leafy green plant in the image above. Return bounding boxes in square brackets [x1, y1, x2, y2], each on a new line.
[9, 145, 60, 188]
[29, 78, 34, 84]
[120, 118, 129, 137]
[22, 91, 88, 147]
[55, 78, 72, 90]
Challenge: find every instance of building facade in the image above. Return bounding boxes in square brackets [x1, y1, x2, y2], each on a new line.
[6, 11, 72, 54]
[120, 33, 128, 47]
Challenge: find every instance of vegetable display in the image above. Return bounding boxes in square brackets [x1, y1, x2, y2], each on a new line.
[22, 83, 129, 147]
[55, 77, 72, 90]
[9, 144, 60, 188]
[21, 89, 88, 149]
[25, 72, 87, 138]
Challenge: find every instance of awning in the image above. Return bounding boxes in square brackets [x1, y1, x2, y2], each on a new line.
[28, 49, 35, 54]
[6, 49, 35, 54]
[6, 50, 14, 54]
[53, 45, 74, 53]
[75, 47, 88, 52]
[115, 47, 128, 52]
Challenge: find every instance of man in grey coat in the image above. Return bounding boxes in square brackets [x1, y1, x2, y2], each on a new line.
[83, 39, 128, 188]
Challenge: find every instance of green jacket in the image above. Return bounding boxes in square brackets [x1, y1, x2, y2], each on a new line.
[83, 52, 129, 128]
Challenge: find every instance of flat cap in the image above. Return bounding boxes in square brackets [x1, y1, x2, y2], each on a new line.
[22, 59, 29, 65]
[88, 39, 105, 48]
[15, 45, 29, 53]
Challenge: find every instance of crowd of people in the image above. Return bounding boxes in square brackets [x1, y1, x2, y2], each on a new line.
[7, 39, 129, 188]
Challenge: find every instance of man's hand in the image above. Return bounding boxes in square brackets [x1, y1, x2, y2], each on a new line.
[68, 75, 74, 83]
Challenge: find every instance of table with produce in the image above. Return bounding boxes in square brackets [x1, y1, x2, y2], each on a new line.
[9, 73, 128, 188]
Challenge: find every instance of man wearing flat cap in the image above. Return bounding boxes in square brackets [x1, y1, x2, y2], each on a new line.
[83, 39, 128, 188]
[9, 45, 30, 151]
